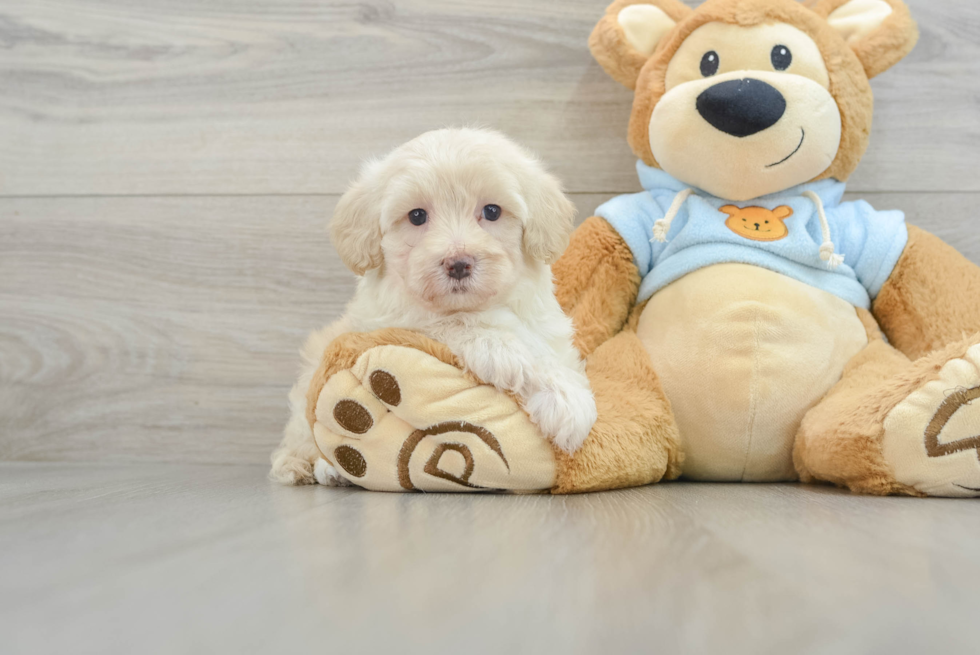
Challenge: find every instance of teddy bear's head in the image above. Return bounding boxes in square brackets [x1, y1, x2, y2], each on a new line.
[590, 0, 918, 201]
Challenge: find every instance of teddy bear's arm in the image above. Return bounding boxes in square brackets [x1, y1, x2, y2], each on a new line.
[873, 225, 980, 360]
[553, 216, 641, 357]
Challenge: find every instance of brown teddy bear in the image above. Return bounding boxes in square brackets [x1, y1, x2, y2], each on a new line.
[301, 0, 980, 497]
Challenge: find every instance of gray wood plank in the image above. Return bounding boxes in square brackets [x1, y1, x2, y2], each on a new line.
[0, 195, 352, 463]
[2, 193, 978, 465]
[1, 462, 977, 655]
[0, 0, 977, 196]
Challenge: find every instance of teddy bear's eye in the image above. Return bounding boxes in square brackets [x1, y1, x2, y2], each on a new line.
[771, 45, 792, 71]
[700, 51, 720, 77]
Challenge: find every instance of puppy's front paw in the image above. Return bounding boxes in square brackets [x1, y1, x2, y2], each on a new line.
[461, 338, 527, 393]
[526, 380, 597, 454]
[314, 458, 353, 487]
[269, 453, 317, 486]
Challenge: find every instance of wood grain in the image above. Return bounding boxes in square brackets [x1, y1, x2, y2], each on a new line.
[0, 195, 350, 464]
[3, 3, 979, 649]
[0, 0, 977, 196]
[2, 193, 978, 465]
[2, 462, 978, 655]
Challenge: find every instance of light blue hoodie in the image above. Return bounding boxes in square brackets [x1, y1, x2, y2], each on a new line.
[594, 161, 908, 309]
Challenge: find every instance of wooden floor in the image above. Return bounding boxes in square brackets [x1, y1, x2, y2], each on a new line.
[2, 1, 980, 652]
[3, 462, 979, 655]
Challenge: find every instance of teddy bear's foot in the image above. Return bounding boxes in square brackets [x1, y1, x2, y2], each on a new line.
[883, 344, 980, 497]
[309, 343, 557, 492]
[796, 334, 980, 497]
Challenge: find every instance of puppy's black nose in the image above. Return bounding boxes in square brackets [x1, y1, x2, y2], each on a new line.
[446, 259, 472, 280]
[696, 79, 786, 138]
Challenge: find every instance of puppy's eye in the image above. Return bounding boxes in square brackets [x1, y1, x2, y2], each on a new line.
[771, 45, 792, 71]
[482, 204, 501, 221]
[408, 208, 427, 226]
[700, 51, 719, 77]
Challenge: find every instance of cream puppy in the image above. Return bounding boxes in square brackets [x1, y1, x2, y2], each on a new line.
[270, 128, 597, 485]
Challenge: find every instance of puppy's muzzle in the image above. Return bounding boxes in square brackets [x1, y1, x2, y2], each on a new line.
[445, 257, 473, 280]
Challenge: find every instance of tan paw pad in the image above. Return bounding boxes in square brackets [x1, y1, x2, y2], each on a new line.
[883, 345, 980, 497]
[312, 345, 556, 493]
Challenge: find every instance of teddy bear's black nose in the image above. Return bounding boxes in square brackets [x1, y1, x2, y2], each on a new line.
[696, 78, 786, 138]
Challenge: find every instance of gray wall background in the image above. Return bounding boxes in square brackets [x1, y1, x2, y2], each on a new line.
[2, 0, 978, 465]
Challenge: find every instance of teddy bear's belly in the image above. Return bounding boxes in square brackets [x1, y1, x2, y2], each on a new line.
[636, 263, 869, 481]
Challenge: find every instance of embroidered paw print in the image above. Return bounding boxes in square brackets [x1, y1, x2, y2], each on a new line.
[310, 344, 557, 492]
[722, 205, 793, 242]
[328, 372, 509, 490]
[883, 344, 980, 497]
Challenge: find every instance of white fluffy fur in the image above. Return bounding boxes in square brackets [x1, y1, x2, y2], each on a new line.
[270, 128, 596, 486]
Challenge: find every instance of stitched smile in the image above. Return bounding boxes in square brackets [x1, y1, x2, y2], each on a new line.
[766, 128, 805, 168]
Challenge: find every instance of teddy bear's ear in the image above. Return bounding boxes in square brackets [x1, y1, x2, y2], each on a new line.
[589, 0, 693, 90]
[811, 0, 919, 79]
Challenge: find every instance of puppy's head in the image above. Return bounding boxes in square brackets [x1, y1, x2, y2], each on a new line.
[331, 128, 576, 313]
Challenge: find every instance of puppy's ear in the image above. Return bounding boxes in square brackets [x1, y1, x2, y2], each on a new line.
[330, 160, 385, 276]
[589, 0, 692, 90]
[520, 163, 577, 266]
[812, 0, 919, 79]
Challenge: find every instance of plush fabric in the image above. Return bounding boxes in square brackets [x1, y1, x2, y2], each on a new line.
[305, 326, 680, 494]
[882, 343, 980, 497]
[638, 264, 868, 481]
[588, 0, 919, 186]
[589, 0, 694, 90]
[618, 4, 679, 57]
[553, 215, 640, 357]
[873, 226, 980, 360]
[552, 329, 683, 493]
[582, 0, 977, 497]
[306, 328, 463, 429]
[311, 339, 557, 492]
[648, 21, 844, 200]
[596, 162, 908, 307]
[793, 333, 919, 496]
[795, 333, 980, 496]
[305, 0, 980, 497]
[812, 0, 919, 79]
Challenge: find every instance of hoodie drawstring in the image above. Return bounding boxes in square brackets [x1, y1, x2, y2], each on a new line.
[802, 190, 844, 270]
[651, 188, 695, 243]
